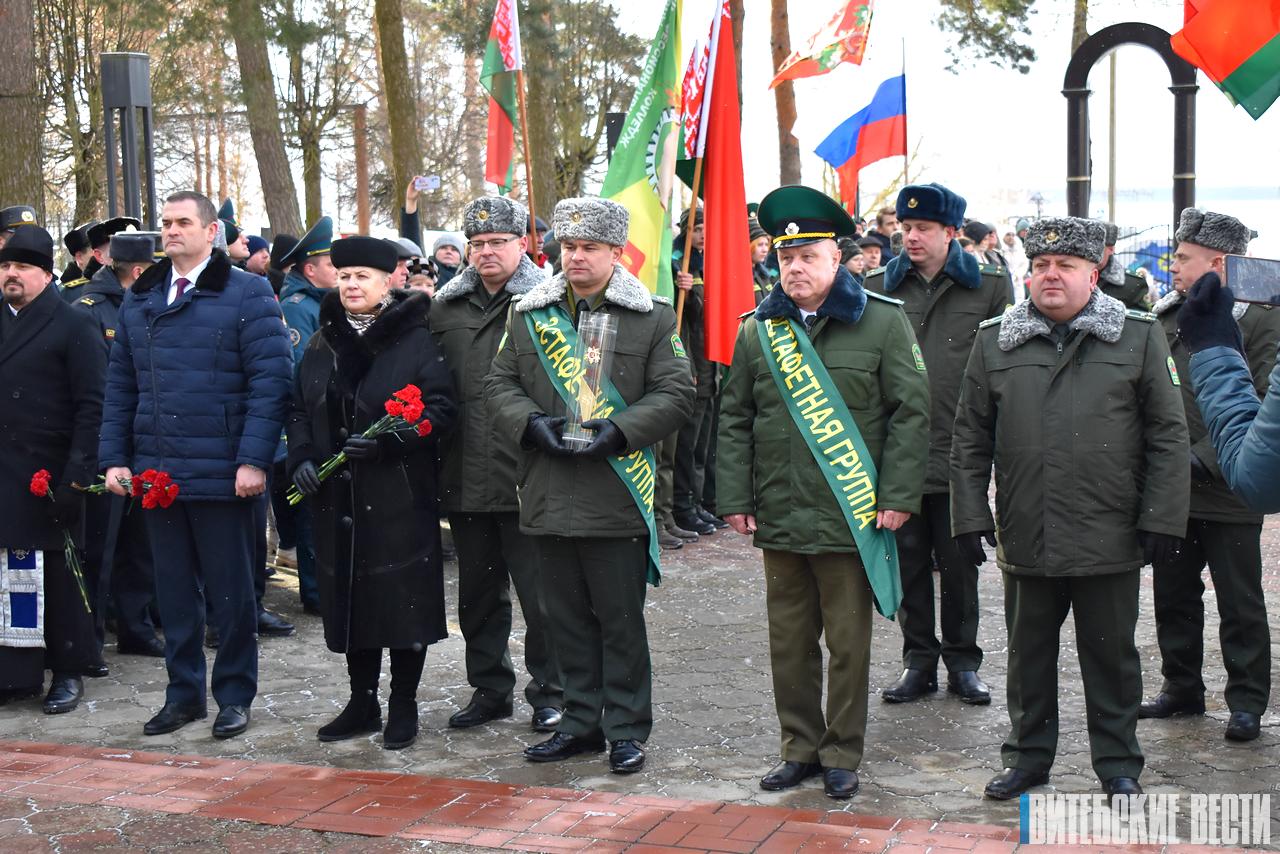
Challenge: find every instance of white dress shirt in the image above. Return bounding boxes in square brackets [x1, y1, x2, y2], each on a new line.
[167, 254, 213, 305]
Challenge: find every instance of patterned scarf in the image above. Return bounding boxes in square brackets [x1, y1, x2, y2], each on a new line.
[344, 292, 394, 336]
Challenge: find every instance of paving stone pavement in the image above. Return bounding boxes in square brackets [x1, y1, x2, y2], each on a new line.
[0, 519, 1277, 850]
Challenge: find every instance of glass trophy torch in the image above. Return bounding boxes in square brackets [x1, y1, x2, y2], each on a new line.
[563, 310, 619, 449]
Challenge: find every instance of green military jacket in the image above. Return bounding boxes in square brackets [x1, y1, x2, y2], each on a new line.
[1153, 290, 1280, 525]
[717, 271, 931, 554]
[1099, 255, 1151, 309]
[951, 290, 1189, 576]
[430, 255, 544, 514]
[864, 240, 1010, 493]
[485, 263, 695, 537]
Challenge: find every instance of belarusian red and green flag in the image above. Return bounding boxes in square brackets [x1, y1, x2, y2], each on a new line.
[1171, 0, 1280, 119]
[600, 0, 680, 300]
[481, 0, 522, 192]
[769, 0, 874, 89]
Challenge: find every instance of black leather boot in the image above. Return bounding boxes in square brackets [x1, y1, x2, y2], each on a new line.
[318, 650, 382, 742]
[383, 647, 425, 750]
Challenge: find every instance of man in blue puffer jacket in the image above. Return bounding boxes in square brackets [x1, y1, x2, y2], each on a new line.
[99, 191, 292, 740]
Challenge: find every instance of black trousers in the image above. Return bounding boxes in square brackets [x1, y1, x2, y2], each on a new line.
[1003, 570, 1143, 781]
[892, 492, 982, 672]
[673, 396, 714, 518]
[97, 496, 158, 646]
[1152, 519, 1270, 715]
[450, 511, 562, 710]
[146, 500, 258, 709]
[536, 535, 652, 741]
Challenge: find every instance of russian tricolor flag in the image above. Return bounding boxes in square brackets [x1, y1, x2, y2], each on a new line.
[815, 75, 907, 213]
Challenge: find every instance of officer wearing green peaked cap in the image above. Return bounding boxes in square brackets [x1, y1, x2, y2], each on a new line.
[718, 184, 930, 799]
[755, 184, 858, 251]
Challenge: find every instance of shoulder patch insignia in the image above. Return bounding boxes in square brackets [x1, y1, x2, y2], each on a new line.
[912, 342, 926, 372]
[1167, 355, 1180, 386]
[1125, 309, 1156, 322]
[865, 291, 904, 306]
[62, 278, 87, 289]
[104, 328, 115, 340]
[288, 327, 301, 347]
[285, 293, 305, 304]
[979, 264, 1007, 275]
[671, 333, 687, 359]
[78, 297, 96, 306]
[978, 316, 1003, 329]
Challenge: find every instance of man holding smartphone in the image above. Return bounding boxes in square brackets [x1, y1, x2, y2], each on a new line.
[1142, 208, 1274, 743]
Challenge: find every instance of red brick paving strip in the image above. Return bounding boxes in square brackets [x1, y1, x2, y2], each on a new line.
[0, 739, 1023, 852]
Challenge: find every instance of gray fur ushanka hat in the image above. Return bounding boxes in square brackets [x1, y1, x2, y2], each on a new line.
[463, 196, 529, 238]
[1023, 216, 1106, 264]
[1175, 208, 1251, 256]
[552, 197, 629, 247]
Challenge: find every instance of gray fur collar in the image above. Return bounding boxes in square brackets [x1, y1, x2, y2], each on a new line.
[434, 254, 544, 302]
[515, 263, 656, 313]
[1153, 288, 1248, 321]
[1100, 254, 1126, 286]
[997, 289, 1126, 351]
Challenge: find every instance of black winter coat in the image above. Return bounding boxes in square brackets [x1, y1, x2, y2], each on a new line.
[0, 284, 106, 550]
[287, 289, 458, 653]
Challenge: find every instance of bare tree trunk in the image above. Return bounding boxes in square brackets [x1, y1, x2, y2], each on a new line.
[191, 117, 203, 195]
[226, 0, 302, 235]
[1071, 0, 1089, 53]
[374, 0, 422, 216]
[203, 120, 213, 203]
[300, 131, 322, 228]
[524, 0, 557, 213]
[461, 54, 486, 199]
[217, 109, 228, 205]
[769, 0, 801, 186]
[0, 0, 44, 215]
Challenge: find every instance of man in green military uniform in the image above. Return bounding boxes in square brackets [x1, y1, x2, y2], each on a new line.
[486, 197, 693, 774]
[719, 186, 930, 799]
[951, 216, 1189, 800]
[430, 195, 563, 734]
[1097, 222, 1150, 309]
[1142, 208, 1275, 742]
[864, 183, 1008, 706]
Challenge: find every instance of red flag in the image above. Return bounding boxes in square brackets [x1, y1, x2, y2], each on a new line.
[700, 1, 755, 366]
[680, 38, 710, 160]
[769, 0, 874, 89]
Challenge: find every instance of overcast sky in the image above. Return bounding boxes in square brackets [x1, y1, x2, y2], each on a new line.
[617, 0, 1280, 250]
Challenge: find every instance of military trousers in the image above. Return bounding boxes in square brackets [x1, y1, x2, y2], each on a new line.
[762, 549, 873, 772]
[1152, 519, 1270, 715]
[673, 395, 714, 518]
[536, 535, 651, 741]
[1002, 569, 1143, 781]
[450, 511, 562, 711]
[893, 492, 982, 673]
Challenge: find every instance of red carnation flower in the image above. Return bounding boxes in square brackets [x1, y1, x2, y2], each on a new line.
[29, 469, 51, 498]
[400, 399, 425, 424]
[415, 419, 433, 438]
[158, 482, 180, 508]
[385, 399, 405, 418]
[393, 384, 422, 403]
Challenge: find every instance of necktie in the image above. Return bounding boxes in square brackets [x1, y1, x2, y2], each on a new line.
[174, 277, 191, 301]
[803, 314, 817, 334]
[575, 298, 590, 329]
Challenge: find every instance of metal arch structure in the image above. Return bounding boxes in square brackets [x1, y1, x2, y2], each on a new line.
[1062, 22, 1199, 229]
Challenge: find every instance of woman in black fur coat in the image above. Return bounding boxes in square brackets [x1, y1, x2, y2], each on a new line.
[286, 236, 457, 750]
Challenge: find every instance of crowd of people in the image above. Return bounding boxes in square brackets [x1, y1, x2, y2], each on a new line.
[0, 176, 1272, 804]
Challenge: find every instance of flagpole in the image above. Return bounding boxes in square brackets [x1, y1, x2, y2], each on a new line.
[901, 37, 909, 186]
[516, 68, 538, 258]
[676, 156, 704, 332]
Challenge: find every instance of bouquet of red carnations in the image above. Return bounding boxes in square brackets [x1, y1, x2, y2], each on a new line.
[285, 384, 434, 506]
[75, 469, 181, 508]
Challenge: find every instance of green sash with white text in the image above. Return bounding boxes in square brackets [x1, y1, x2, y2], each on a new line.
[756, 317, 902, 618]
[525, 306, 662, 586]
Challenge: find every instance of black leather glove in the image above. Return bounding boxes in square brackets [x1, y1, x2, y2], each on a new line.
[1139, 531, 1182, 566]
[523, 414, 574, 456]
[292, 460, 322, 496]
[1177, 272, 1244, 355]
[575, 419, 627, 460]
[954, 530, 996, 566]
[341, 435, 381, 461]
[47, 485, 82, 529]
